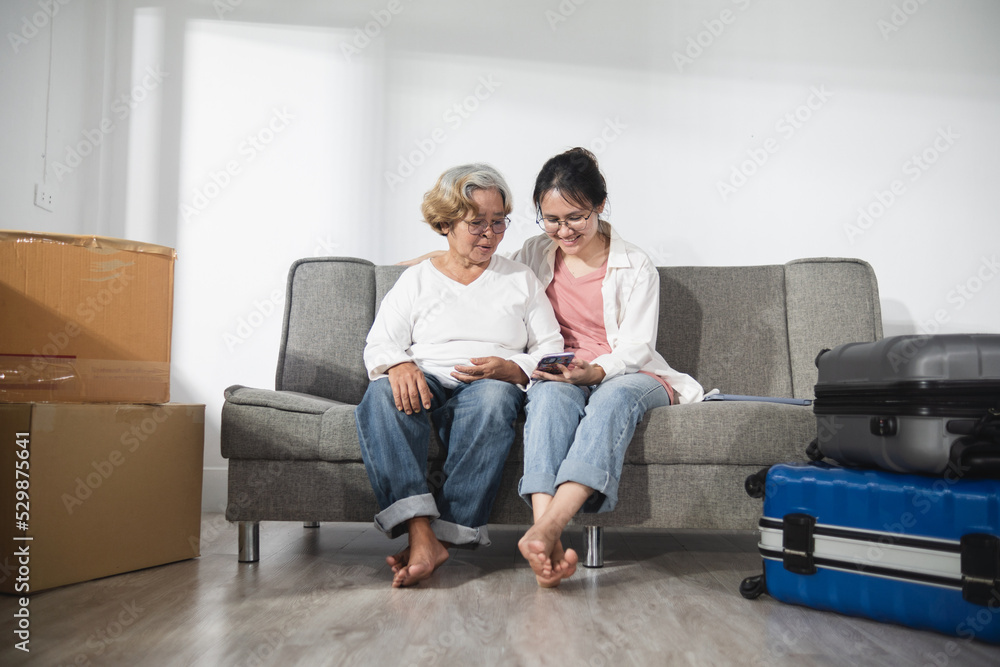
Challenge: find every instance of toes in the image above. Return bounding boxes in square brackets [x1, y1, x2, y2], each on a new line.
[392, 566, 416, 588]
[386, 548, 410, 568]
[394, 562, 433, 588]
[559, 549, 579, 579]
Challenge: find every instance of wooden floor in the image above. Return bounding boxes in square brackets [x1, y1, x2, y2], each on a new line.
[3, 515, 999, 666]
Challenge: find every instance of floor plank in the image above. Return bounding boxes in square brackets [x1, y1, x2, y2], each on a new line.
[1, 515, 999, 666]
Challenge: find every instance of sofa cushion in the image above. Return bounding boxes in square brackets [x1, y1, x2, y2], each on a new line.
[223, 385, 814, 469]
[221, 385, 446, 463]
[627, 401, 814, 465]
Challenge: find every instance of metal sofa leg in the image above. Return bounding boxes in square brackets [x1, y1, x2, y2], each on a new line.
[303, 522, 320, 528]
[584, 525, 604, 568]
[238, 521, 260, 563]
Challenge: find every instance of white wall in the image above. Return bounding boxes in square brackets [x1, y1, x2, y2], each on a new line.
[2, 0, 998, 511]
[0, 0, 112, 235]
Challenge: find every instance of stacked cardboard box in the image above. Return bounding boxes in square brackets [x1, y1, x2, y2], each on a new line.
[0, 231, 204, 593]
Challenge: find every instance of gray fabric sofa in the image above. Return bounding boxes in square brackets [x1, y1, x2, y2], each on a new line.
[221, 256, 882, 562]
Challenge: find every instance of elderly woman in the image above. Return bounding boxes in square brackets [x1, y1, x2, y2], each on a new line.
[355, 163, 562, 587]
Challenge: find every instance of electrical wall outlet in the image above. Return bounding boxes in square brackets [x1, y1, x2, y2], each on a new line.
[34, 183, 55, 212]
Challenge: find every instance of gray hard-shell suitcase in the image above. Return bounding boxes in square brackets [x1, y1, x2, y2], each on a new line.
[808, 334, 1000, 475]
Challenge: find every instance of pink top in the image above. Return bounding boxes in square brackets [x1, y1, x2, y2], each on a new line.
[546, 253, 674, 403]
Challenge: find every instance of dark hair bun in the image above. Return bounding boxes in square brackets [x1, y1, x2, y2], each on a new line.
[533, 147, 608, 213]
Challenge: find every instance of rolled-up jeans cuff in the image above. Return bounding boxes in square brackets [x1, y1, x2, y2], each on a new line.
[431, 520, 491, 548]
[555, 460, 619, 512]
[517, 472, 558, 507]
[373, 493, 440, 539]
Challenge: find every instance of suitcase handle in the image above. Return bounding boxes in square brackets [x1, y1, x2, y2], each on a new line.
[970, 407, 1000, 440]
[947, 408, 1000, 477]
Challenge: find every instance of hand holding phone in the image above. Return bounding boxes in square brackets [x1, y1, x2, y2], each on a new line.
[535, 352, 575, 374]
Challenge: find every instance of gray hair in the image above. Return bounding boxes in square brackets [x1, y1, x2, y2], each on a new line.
[421, 163, 514, 235]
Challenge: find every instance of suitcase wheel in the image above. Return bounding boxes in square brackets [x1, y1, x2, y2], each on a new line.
[950, 436, 1000, 477]
[744, 468, 769, 499]
[806, 439, 824, 462]
[739, 574, 766, 600]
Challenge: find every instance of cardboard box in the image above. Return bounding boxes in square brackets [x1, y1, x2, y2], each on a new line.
[0, 231, 175, 403]
[0, 402, 204, 593]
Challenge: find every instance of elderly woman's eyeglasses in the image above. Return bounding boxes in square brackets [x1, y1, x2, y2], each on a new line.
[463, 217, 510, 236]
[536, 207, 596, 233]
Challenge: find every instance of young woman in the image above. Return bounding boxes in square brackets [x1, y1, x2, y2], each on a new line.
[512, 148, 704, 587]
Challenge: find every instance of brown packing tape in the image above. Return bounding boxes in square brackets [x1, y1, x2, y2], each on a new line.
[0, 353, 79, 388]
[0, 230, 176, 259]
[0, 358, 171, 403]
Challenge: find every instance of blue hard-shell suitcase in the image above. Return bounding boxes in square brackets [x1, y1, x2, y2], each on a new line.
[741, 462, 1000, 643]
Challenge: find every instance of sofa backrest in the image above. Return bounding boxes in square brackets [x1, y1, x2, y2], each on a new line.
[275, 257, 881, 403]
[657, 258, 882, 398]
[276, 257, 376, 404]
[783, 258, 883, 396]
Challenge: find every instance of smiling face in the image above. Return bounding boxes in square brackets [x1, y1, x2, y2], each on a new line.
[538, 188, 605, 257]
[443, 187, 506, 267]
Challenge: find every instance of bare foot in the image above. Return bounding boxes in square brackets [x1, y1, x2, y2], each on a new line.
[537, 539, 580, 588]
[390, 519, 450, 588]
[386, 547, 409, 574]
[519, 521, 578, 587]
[392, 543, 449, 587]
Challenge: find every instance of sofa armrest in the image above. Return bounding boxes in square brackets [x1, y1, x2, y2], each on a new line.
[221, 385, 360, 462]
[223, 384, 345, 414]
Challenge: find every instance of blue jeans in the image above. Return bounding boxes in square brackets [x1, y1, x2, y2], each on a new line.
[519, 373, 670, 513]
[355, 375, 523, 547]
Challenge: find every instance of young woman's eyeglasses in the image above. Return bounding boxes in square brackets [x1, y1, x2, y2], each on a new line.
[463, 217, 510, 236]
[536, 207, 596, 233]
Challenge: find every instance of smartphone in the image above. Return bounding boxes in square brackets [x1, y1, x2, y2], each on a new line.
[535, 352, 575, 374]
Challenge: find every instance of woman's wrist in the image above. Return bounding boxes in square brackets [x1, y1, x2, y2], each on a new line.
[509, 360, 529, 385]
